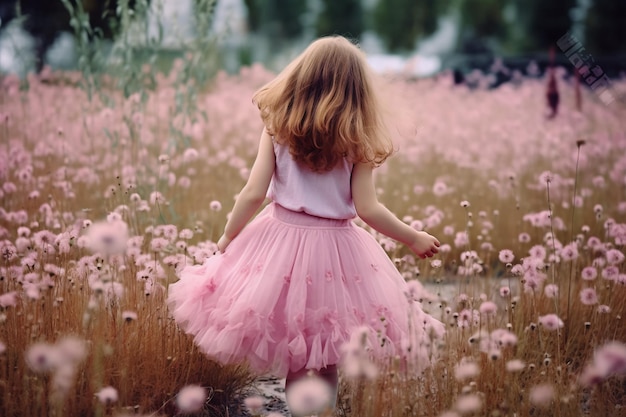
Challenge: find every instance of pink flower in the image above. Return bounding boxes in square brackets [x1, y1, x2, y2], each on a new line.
[95, 386, 118, 405]
[209, 200, 222, 211]
[506, 359, 525, 372]
[606, 249, 625, 265]
[432, 181, 449, 196]
[601, 265, 619, 280]
[285, 376, 333, 417]
[454, 360, 480, 381]
[544, 284, 558, 298]
[579, 288, 598, 305]
[86, 220, 129, 255]
[454, 231, 469, 248]
[538, 314, 564, 331]
[243, 396, 264, 414]
[581, 266, 597, 281]
[479, 301, 497, 316]
[0, 291, 18, 308]
[455, 394, 482, 414]
[499, 286, 511, 297]
[529, 383, 554, 408]
[528, 245, 546, 260]
[559, 242, 579, 261]
[518, 232, 531, 243]
[498, 249, 515, 263]
[176, 385, 207, 413]
[579, 341, 626, 387]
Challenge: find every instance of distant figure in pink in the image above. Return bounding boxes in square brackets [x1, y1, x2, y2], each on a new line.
[167, 36, 444, 415]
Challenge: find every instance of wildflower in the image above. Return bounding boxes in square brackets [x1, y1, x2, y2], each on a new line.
[443, 225, 454, 235]
[479, 301, 497, 316]
[498, 249, 514, 263]
[601, 265, 619, 281]
[0, 291, 18, 308]
[560, 242, 579, 261]
[455, 394, 482, 414]
[176, 385, 207, 413]
[183, 148, 199, 163]
[86, 220, 129, 255]
[606, 249, 625, 265]
[506, 359, 525, 372]
[529, 383, 554, 408]
[538, 314, 564, 331]
[150, 237, 169, 253]
[581, 266, 597, 281]
[243, 395, 264, 414]
[179, 228, 194, 240]
[539, 171, 553, 184]
[580, 288, 598, 305]
[528, 245, 547, 260]
[149, 191, 165, 205]
[499, 286, 510, 297]
[597, 305, 611, 314]
[25, 342, 59, 372]
[460, 200, 470, 208]
[285, 376, 333, 417]
[518, 232, 531, 243]
[454, 360, 480, 381]
[33, 230, 57, 251]
[95, 386, 119, 405]
[432, 181, 449, 196]
[209, 200, 222, 211]
[544, 284, 558, 298]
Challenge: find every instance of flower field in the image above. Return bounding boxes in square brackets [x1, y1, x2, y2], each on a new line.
[1, 63, 625, 417]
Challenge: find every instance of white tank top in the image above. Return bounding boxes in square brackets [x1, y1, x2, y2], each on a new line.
[267, 141, 357, 219]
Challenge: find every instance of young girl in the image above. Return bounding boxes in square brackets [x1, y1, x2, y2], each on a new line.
[167, 36, 444, 414]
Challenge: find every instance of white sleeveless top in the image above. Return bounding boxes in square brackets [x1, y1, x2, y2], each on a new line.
[267, 141, 357, 219]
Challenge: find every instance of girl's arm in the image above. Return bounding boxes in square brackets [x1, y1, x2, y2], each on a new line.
[217, 128, 275, 252]
[351, 162, 440, 258]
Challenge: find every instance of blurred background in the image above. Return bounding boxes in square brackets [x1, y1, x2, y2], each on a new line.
[0, 0, 624, 79]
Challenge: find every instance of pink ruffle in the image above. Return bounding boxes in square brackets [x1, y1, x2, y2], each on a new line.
[167, 203, 444, 377]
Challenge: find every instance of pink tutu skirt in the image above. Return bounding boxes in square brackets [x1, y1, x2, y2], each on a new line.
[167, 203, 444, 378]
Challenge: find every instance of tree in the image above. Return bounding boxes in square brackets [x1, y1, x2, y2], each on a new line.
[316, 0, 363, 40]
[585, 0, 626, 56]
[374, 0, 447, 53]
[514, 0, 576, 53]
[243, 0, 305, 39]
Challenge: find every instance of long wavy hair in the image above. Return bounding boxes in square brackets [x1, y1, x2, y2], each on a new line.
[252, 36, 394, 172]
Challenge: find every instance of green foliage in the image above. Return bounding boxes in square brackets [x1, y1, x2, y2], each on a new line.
[316, 0, 363, 39]
[374, 0, 448, 52]
[244, 0, 305, 38]
[585, 0, 626, 56]
[513, 0, 576, 53]
[458, 0, 507, 39]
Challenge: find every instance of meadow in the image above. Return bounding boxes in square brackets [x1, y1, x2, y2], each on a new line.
[1, 60, 625, 417]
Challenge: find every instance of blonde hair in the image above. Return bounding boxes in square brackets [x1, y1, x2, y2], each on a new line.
[252, 36, 393, 172]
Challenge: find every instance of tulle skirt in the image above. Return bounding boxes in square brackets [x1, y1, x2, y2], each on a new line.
[167, 203, 444, 378]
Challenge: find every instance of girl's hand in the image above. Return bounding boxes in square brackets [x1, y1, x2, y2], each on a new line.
[217, 234, 232, 253]
[409, 231, 440, 259]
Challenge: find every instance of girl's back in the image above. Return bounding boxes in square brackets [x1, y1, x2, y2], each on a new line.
[268, 140, 356, 220]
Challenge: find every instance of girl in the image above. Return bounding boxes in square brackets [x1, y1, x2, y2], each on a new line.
[167, 36, 444, 415]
